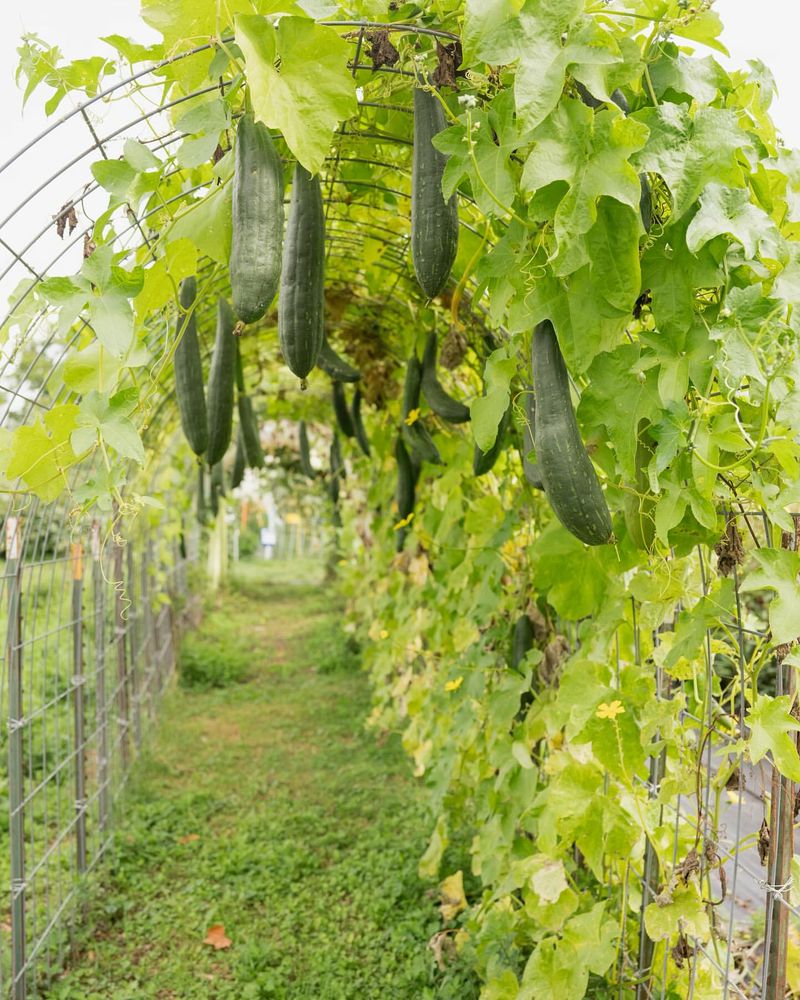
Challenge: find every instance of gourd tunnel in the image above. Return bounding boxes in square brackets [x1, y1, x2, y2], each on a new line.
[1, 6, 799, 999]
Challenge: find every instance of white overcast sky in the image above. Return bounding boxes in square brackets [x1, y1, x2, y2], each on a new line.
[0, 1, 799, 299]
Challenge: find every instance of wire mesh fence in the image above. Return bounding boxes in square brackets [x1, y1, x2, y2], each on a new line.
[0, 504, 199, 998]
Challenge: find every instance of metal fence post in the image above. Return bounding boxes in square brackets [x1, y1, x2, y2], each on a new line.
[126, 543, 141, 752]
[6, 516, 26, 999]
[92, 521, 109, 834]
[763, 515, 800, 999]
[113, 529, 130, 770]
[71, 542, 87, 875]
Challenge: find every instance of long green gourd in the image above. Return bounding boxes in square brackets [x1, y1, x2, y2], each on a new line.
[235, 343, 264, 469]
[411, 88, 458, 299]
[421, 331, 470, 423]
[532, 320, 613, 546]
[279, 163, 325, 384]
[174, 276, 208, 457]
[351, 387, 371, 457]
[206, 298, 237, 466]
[317, 335, 361, 382]
[230, 115, 284, 326]
[332, 380, 356, 438]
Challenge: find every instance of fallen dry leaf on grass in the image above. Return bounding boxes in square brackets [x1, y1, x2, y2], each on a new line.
[203, 925, 232, 950]
[177, 834, 200, 844]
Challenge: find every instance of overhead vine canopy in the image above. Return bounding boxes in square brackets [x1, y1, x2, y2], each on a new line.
[5, 0, 800, 996]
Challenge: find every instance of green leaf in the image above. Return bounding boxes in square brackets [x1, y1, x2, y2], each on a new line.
[641, 216, 722, 334]
[74, 389, 145, 464]
[236, 14, 357, 175]
[741, 549, 800, 646]
[650, 46, 731, 106]
[672, 9, 729, 56]
[87, 289, 134, 356]
[663, 579, 735, 669]
[746, 695, 800, 781]
[62, 343, 122, 395]
[170, 183, 232, 265]
[470, 349, 516, 452]
[123, 138, 160, 172]
[584, 198, 640, 313]
[462, 0, 529, 65]
[6, 405, 80, 501]
[521, 100, 648, 272]
[134, 238, 198, 322]
[521, 904, 617, 1000]
[644, 883, 710, 942]
[578, 344, 661, 480]
[632, 105, 750, 223]
[686, 183, 781, 260]
[91, 158, 136, 198]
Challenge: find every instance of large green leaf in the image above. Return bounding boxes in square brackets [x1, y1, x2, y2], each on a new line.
[236, 14, 357, 175]
[521, 100, 648, 272]
[632, 104, 750, 222]
[746, 695, 800, 781]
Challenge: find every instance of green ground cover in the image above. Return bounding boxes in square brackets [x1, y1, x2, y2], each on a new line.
[47, 560, 477, 999]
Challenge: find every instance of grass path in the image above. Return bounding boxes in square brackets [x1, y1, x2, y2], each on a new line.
[49, 561, 476, 1000]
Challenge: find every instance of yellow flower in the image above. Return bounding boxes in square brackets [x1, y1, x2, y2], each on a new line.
[404, 408, 420, 426]
[596, 700, 625, 720]
[445, 677, 463, 692]
[393, 512, 415, 530]
[379, 629, 389, 639]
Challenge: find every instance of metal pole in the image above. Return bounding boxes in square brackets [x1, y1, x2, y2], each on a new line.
[126, 543, 141, 752]
[92, 521, 109, 834]
[763, 516, 800, 1000]
[6, 516, 26, 999]
[113, 529, 129, 770]
[71, 542, 87, 874]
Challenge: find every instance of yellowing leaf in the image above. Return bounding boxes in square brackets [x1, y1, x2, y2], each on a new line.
[7, 405, 80, 501]
[439, 871, 467, 921]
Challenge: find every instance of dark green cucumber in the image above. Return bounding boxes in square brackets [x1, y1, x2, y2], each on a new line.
[402, 421, 443, 465]
[639, 174, 653, 233]
[351, 387, 371, 457]
[402, 355, 423, 418]
[298, 420, 315, 478]
[329, 433, 343, 505]
[206, 298, 237, 465]
[421, 331, 470, 423]
[522, 389, 544, 490]
[474, 406, 510, 476]
[279, 163, 325, 382]
[623, 422, 656, 550]
[512, 614, 535, 671]
[174, 277, 208, 457]
[395, 435, 415, 552]
[532, 320, 613, 546]
[230, 115, 284, 325]
[210, 460, 224, 516]
[196, 463, 207, 525]
[231, 428, 245, 489]
[234, 345, 264, 469]
[576, 82, 628, 113]
[411, 88, 458, 299]
[332, 380, 356, 438]
[239, 394, 264, 468]
[318, 335, 361, 382]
